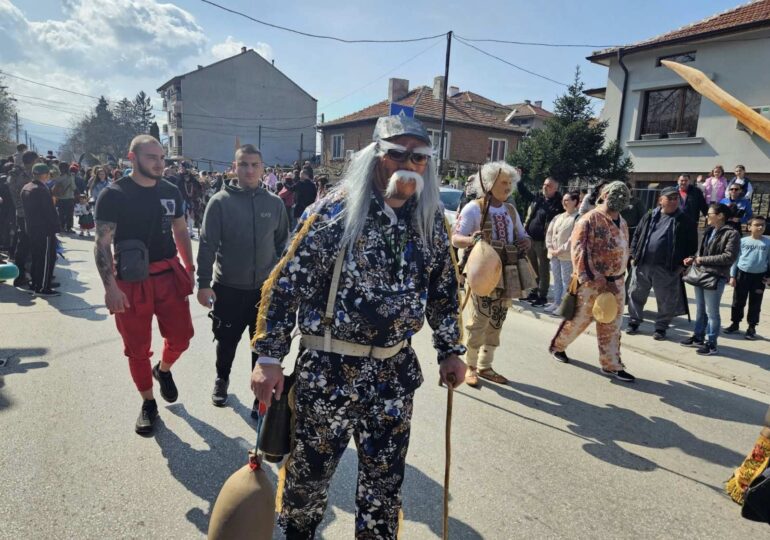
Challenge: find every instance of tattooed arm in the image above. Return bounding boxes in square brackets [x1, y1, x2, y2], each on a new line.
[94, 220, 131, 313]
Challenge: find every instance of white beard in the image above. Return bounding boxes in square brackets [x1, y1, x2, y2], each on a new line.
[383, 170, 424, 200]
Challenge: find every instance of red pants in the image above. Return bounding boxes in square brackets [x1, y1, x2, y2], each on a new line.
[114, 258, 194, 392]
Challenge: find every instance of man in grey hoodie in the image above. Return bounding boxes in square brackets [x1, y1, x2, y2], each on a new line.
[196, 144, 289, 410]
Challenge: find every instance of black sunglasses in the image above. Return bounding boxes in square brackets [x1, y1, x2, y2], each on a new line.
[383, 148, 430, 165]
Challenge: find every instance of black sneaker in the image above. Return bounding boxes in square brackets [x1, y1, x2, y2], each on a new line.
[601, 368, 636, 382]
[625, 324, 639, 335]
[680, 335, 704, 347]
[34, 288, 60, 297]
[696, 342, 717, 356]
[551, 350, 570, 363]
[135, 400, 158, 435]
[521, 291, 539, 302]
[49, 281, 61, 288]
[152, 363, 178, 403]
[530, 296, 548, 307]
[212, 377, 229, 407]
[652, 330, 666, 341]
[723, 322, 740, 334]
[746, 325, 757, 340]
[13, 276, 28, 288]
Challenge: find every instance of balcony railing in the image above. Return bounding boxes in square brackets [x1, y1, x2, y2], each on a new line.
[169, 146, 183, 157]
[162, 124, 169, 134]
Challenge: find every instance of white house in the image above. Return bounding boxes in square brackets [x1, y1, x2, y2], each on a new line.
[587, 0, 770, 188]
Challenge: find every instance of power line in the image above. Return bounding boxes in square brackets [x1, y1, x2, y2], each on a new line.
[199, 0, 445, 44]
[455, 35, 618, 48]
[453, 36, 569, 87]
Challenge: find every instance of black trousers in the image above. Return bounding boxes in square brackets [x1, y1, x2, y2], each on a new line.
[29, 234, 56, 291]
[13, 217, 30, 276]
[210, 282, 261, 379]
[731, 270, 766, 325]
[57, 199, 75, 231]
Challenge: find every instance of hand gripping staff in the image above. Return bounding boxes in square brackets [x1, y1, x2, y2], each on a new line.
[208, 403, 276, 540]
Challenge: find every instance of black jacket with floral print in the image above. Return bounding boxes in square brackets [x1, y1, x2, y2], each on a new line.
[252, 192, 465, 365]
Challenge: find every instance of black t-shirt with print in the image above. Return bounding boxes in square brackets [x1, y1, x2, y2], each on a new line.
[95, 176, 184, 262]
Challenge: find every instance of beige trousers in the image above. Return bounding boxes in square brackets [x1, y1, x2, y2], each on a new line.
[464, 294, 511, 371]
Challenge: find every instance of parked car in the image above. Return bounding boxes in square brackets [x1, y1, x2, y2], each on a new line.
[440, 187, 463, 228]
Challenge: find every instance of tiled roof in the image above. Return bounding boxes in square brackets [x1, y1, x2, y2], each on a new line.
[453, 91, 509, 111]
[505, 102, 554, 118]
[589, 0, 770, 60]
[320, 86, 524, 133]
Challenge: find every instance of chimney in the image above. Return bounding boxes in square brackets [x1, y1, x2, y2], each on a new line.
[241, 46, 247, 53]
[197, 65, 203, 70]
[534, 100, 542, 108]
[388, 78, 409, 102]
[271, 59, 275, 66]
[448, 86, 460, 97]
[433, 76, 445, 100]
[524, 99, 531, 105]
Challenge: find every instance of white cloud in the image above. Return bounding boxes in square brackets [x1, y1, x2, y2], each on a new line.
[210, 35, 274, 63]
[0, 0, 273, 145]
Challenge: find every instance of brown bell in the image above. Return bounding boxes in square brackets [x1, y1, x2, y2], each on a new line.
[207, 460, 276, 540]
[465, 240, 502, 297]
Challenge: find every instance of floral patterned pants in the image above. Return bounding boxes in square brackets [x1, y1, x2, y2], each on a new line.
[279, 349, 416, 539]
[549, 282, 625, 371]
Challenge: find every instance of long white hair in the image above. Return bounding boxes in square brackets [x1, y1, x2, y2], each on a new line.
[467, 161, 520, 198]
[330, 141, 441, 253]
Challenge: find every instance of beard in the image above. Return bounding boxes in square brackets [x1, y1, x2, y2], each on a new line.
[383, 170, 424, 200]
[136, 160, 162, 181]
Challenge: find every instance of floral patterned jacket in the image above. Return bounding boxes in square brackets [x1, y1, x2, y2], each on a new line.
[252, 192, 466, 366]
[571, 207, 629, 284]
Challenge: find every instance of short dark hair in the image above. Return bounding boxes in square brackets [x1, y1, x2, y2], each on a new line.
[749, 215, 766, 225]
[16, 143, 27, 152]
[236, 144, 262, 160]
[735, 164, 746, 172]
[679, 173, 690, 180]
[565, 191, 580, 203]
[709, 202, 732, 220]
[21, 150, 39, 165]
[58, 162, 69, 174]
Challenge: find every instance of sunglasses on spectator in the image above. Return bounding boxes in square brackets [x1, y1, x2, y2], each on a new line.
[378, 140, 432, 165]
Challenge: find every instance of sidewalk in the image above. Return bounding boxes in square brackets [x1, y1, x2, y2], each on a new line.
[510, 284, 770, 395]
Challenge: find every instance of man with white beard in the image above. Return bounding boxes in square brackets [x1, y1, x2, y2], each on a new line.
[250, 115, 467, 539]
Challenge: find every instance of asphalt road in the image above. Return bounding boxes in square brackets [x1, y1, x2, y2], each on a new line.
[1, 234, 768, 539]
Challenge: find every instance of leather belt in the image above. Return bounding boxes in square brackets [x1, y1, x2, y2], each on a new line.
[605, 273, 625, 282]
[301, 335, 406, 360]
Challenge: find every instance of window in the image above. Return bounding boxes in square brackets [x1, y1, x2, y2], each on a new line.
[427, 129, 450, 159]
[331, 134, 344, 160]
[488, 138, 508, 161]
[656, 51, 696, 67]
[177, 136, 182, 149]
[640, 86, 701, 138]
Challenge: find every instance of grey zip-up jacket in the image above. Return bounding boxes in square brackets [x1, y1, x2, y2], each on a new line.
[197, 183, 289, 290]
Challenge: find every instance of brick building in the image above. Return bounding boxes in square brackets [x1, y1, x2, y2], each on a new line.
[318, 77, 527, 172]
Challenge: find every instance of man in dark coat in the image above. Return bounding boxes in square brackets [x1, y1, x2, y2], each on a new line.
[677, 173, 708, 227]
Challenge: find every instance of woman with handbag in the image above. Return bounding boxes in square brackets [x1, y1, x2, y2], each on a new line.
[681, 203, 740, 355]
[544, 191, 580, 314]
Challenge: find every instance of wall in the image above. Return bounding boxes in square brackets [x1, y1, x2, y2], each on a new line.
[169, 51, 317, 169]
[599, 27, 770, 182]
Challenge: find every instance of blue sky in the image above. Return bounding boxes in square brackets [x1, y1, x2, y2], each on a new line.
[1, 0, 747, 150]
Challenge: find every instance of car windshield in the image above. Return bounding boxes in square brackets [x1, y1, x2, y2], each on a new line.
[440, 190, 462, 211]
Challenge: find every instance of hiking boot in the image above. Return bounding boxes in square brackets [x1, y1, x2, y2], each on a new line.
[530, 296, 548, 307]
[135, 400, 158, 435]
[601, 368, 636, 383]
[13, 276, 28, 288]
[746, 325, 757, 340]
[625, 324, 639, 335]
[34, 288, 60, 297]
[152, 363, 178, 403]
[652, 330, 666, 341]
[680, 335, 704, 347]
[551, 350, 570, 363]
[723, 322, 740, 334]
[696, 342, 717, 356]
[212, 377, 229, 407]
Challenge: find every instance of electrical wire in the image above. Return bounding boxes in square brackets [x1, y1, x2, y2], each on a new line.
[455, 35, 618, 48]
[453, 36, 569, 87]
[199, 0, 446, 43]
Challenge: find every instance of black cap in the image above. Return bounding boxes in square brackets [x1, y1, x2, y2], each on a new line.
[660, 186, 679, 197]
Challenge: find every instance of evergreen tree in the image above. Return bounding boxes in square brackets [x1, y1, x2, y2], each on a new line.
[0, 75, 18, 155]
[133, 91, 154, 134]
[509, 68, 632, 188]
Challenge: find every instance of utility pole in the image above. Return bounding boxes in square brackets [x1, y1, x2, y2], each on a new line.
[438, 31, 452, 174]
[14, 112, 19, 144]
[24, 130, 28, 146]
[299, 132, 304, 164]
[258, 125, 262, 149]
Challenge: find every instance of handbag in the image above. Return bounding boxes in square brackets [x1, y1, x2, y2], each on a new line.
[115, 188, 161, 282]
[682, 264, 719, 290]
[558, 274, 579, 320]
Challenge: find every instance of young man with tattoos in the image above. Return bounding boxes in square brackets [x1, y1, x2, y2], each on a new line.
[94, 135, 195, 435]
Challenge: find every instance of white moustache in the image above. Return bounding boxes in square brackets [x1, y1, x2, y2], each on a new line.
[384, 170, 424, 199]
